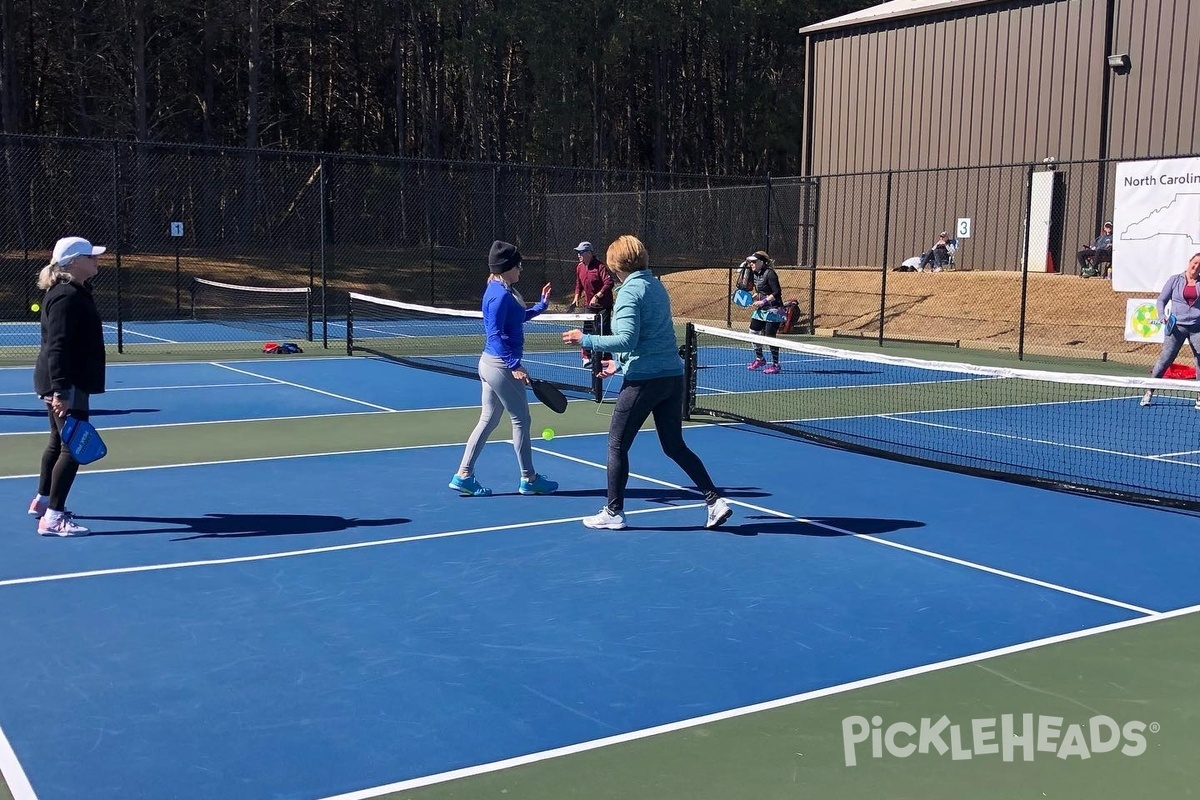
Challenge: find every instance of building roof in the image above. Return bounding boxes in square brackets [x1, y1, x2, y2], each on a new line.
[799, 0, 1002, 35]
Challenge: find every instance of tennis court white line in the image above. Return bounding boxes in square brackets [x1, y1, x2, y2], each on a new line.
[0, 382, 269, 398]
[536, 448, 1159, 616]
[694, 374, 996, 397]
[0, 399, 601, 438]
[316, 599, 1200, 800]
[208, 362, 400, 412]
[0, 430, 617, 480]
[0, 721, 35, 800]
[104, 322, 178, 344]
[881, 413, 1200, 468]
[0, 356, 359, 371]
[0, 504, 703, 589]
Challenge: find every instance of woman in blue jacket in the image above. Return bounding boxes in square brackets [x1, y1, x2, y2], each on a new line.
[563, 235, 731, 531]
[1142, 252, 1200, 407]
[450, 241, 559, 497]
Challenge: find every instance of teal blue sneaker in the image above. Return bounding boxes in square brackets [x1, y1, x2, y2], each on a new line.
[518, 474, 558, 495]
[449, 474, 492, 497]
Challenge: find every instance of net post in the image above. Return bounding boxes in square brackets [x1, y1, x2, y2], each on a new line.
[307, 289, 315, 343]
[589, 311, 603, 402]
[682, 322, 697, 420]
[345, 293, 354, 355]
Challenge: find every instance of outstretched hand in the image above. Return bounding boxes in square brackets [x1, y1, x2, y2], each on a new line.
[540, 282, 552, 303]
[562, 329, 583, 345]
[597, 359, 618, 378]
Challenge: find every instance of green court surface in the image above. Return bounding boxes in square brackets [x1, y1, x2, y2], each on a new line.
[1, 355, 1197, 800]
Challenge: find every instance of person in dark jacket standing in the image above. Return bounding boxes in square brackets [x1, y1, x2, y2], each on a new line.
[30, 236, 107, 536]
[569, 241, 614, 364]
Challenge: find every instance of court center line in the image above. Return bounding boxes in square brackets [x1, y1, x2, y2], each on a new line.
[207, 362, 400, 412]
[0, 504, 704, 589]
[534, 447, 1160, 616]
[316, 600, 1200, 800]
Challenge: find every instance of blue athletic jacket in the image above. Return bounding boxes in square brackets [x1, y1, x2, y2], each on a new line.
[482, 279, 547, 369]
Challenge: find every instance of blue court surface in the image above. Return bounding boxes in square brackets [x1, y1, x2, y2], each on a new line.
[0, 355, 1197, 800]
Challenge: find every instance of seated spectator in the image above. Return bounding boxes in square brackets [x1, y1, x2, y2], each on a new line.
[1078, 222, 1113, 278]
[918, 231, 953, 272]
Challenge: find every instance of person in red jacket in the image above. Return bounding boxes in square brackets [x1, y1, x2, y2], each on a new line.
[30, 236, 107, 536]
[569, 241, 614, 364]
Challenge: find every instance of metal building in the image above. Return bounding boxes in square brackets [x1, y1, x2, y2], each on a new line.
[798, 0, 1200, 272]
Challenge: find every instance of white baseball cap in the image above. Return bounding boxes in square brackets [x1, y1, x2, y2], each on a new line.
[52, 236, 106, 265]
[575, 241, 593, 253]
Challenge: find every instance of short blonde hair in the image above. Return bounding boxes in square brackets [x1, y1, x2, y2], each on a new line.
[606, 235, 649, 273]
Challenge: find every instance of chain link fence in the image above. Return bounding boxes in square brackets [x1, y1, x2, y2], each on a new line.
[2, 134, 1183, 372]
[1, 135, 805, 364]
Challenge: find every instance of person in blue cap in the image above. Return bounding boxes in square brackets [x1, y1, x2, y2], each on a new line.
[450, 240, 559, 497]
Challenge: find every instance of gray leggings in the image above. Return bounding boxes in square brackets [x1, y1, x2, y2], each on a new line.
[459, 354, 536, 479]
[1151, 325, 1200, 378]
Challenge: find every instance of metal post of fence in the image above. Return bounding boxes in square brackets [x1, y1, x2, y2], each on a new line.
[641, 173, 650, 241]
[319, 158, 328, 348]
[1018, 163, 1036, 360]
[726, 267, 733, 328]
[807, 178, 820, 335]
[112, 142, 124, 354]
[763, 173, 772, 253]
[878, 171, 893, 346]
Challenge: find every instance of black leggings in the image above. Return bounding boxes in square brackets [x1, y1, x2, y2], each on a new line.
[604, 375, 718, 512]
[38, 395, 90, 511]
[749, 317, 781, 361]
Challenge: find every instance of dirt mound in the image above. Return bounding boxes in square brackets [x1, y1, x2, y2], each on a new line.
[660, 268, 1160, 366]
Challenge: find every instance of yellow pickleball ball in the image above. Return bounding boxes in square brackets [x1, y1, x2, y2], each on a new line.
[30, 302, 40, 313]
[542, 428, 555, 441]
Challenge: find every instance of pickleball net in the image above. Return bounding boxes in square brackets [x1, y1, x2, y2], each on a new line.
[190, 278, 314, 341]
[346, 293, 604, 399]
[684, 323, 1200, 511]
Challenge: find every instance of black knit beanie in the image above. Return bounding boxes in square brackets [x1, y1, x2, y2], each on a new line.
[488, 240, 522, 273]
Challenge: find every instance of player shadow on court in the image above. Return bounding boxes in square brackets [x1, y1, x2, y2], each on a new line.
[0, 407, 159, 417]
[80, 513, 410, 541]
[653, 514, 925, 536]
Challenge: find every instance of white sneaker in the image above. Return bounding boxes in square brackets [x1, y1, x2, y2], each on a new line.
[1140, 390, 1153, 407]
[38, 512, 90, 537]
[705, 498, 733, 529]
[582, 507, 627, 530]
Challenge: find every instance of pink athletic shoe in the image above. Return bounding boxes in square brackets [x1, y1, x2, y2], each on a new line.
[763, 363, 781, 375]
[28, 496, 47, 518]
[747, 358, 766, 370]
[37, 512, 90, 537]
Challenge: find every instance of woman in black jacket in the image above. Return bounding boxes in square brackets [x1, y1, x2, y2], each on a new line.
[30, 236, 107, 536]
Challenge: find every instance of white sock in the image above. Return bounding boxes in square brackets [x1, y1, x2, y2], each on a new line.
[44, 509, 64, 523]
[37, 494, 50, 504]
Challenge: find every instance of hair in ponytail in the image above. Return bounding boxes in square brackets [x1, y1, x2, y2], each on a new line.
[36, 257, 81, 291]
